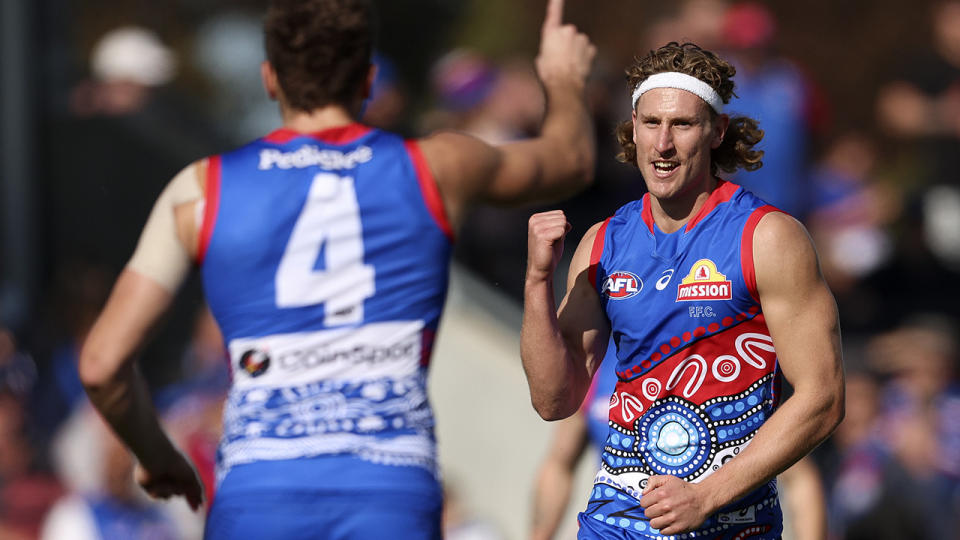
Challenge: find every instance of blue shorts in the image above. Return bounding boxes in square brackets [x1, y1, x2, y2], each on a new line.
[206, 456, 442, 540]
[206, 489, 442, 539]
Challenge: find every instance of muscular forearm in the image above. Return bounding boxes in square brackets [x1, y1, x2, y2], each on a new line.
[81, 358, 179, 471]
[537, 84, 596, 194]
[78, 269, 181, 471]
[697, 388, 842, 514]
[521, 277, 590, 420]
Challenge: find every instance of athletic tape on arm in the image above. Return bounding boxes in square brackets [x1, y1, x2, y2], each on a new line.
[126, 162, 202, 291]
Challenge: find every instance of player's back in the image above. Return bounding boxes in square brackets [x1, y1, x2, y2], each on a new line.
[198, 123, 452, 499]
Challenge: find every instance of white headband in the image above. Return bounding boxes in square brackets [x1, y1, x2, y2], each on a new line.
[631, 72, 724, 113]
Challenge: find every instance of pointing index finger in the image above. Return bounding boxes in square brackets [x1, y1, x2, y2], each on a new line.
[543, 0, 564, 30]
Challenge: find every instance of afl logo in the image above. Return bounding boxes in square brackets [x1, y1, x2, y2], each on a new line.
[239, 349, 271, 377]
[602, 271, 643, 299]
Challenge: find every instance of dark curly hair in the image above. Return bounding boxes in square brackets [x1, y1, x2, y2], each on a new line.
[264, 0, 376, 112]
[616, 42, 764, 175]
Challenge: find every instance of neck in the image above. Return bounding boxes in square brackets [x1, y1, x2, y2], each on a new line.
[280, 104, 357, 132]
[650, 175, 718, 233]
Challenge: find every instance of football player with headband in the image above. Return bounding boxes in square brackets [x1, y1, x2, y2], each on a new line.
[521, 42, 844, 539]
[77, 0, 596, 538]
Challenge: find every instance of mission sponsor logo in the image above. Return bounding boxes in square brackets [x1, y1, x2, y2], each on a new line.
[602, 271, 643, 299]
[676, 259, 732, 301]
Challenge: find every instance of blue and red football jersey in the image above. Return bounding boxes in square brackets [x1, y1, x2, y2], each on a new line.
[580, 180, 784, 539]
[197, 124, 452, 494]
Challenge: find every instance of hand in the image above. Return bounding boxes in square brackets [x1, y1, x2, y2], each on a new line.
[135, 448, 205, 511]
[527, 210, 571, 282]
[535, 0, 596, 91]
[640, 475, 713, 535]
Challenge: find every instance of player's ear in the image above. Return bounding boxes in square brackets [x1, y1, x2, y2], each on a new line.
[261, 61, 279, 101]
[632, 109, 638, 146]
[711, 114, 730, 149]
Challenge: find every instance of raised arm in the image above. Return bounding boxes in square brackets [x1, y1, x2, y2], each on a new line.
[521, 212, 609, 420]
[417, 0, 597, 228]
[78, 162, 205, 510]
[640, 212, 844, 535]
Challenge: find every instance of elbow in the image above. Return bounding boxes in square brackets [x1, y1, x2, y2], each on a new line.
[828, 394, 846, 435]
[78, 344, 120, 394]
[531, 396, 577, 422]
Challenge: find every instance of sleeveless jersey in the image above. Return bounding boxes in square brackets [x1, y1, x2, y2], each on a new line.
[198, 124, 452, 489]
[581, 180, 784, 539]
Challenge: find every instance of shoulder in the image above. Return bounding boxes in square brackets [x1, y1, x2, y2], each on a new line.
[754, 210, 810, 252]
[752, 211, 822, 298]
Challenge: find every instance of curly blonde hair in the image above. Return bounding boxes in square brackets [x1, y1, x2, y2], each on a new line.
[616, 42, 764, 175]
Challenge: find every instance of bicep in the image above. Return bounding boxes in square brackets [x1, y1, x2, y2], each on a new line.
[754, 213, 842, 393]
[557, 223, 610, 378]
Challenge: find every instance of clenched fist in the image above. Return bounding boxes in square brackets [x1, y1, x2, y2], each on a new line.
[527, 210, 571, 282]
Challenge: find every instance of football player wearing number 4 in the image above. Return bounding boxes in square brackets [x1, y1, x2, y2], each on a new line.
[521, 42, 844, 539]
[78, 0, 596, 538]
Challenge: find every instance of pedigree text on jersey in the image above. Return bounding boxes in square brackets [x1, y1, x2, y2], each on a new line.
[258, 145, 373, 170]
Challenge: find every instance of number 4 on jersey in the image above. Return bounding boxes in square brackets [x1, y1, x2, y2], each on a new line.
[275, 173, 375, 325]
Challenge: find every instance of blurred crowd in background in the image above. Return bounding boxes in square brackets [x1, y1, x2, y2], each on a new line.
[1, 0, 959, 538]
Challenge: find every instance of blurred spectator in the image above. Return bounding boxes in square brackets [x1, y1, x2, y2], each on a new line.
[806, 132, 898, 294]
[0, 327, 38, 400]
[44, 24, 218, 395]
[645, 0, 729, 51]
[827, 316, 960, 539]
[0, 392, 63, 540]
[192, 11, 277, 143]
[875, 1, 960, 188]
[42, 409, 181, 540]
[720, 2, 827, 218]
[30, 262, 112, 450]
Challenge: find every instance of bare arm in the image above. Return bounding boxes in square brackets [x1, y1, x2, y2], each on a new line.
[531, 412, 590, 540]
[78, 164, 205, 510]
[521, 213, 609, 420]
[641, 212, 844, 534]
[418, 0, 597, 228]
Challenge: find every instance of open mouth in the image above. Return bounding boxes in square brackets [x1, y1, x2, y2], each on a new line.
[652, 160, 679, 174]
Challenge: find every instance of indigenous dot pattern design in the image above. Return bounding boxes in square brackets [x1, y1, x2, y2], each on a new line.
[617, 306, 761, 381]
